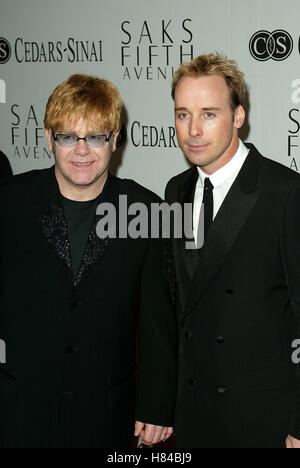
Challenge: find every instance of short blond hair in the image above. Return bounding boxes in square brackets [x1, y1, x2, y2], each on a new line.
[44, 74, 122, 133]
[172, 53, 246, 111]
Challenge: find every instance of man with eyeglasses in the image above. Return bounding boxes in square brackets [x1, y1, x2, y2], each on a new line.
[0, 74, 177, 448]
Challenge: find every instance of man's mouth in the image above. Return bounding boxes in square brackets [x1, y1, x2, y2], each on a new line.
[71, 161, 95, 167]
[188, 143, 209, 151]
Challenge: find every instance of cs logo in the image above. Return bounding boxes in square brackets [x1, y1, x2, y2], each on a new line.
[0, 38, 11, 64]
[249, 30, 293, 61]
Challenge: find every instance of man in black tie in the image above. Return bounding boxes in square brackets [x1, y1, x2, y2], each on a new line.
[165, 53, 300, 448]
[196, 177, 214, 248]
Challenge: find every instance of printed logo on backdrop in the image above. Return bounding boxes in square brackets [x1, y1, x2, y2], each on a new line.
[131, 121, 178, 149]
[288, 79, 300, 172]
[0, 38, 103, 63]
[249, 30, 293, 61]
[121, 19, 194, 80]
[0, 38, 11, 64]
[10, 104, 52, 160]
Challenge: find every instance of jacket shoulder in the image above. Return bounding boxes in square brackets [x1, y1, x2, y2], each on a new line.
[166, 166, 195, 187]
[0, 167, 52, 196]
[260, 154, 300, 189]
[116, 176, 162, 203]
[165, 166, 195, 201]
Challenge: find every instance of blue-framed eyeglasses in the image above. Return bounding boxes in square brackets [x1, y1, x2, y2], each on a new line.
[51, 128, 113, 148]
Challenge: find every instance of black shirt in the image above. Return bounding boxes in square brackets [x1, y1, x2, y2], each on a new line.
[62, 177, 111, 273]
[62, 196, 99, 273]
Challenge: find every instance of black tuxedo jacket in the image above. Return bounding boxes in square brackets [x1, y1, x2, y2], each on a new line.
[0, 167, 177, 448]
[165, 144, 300, 448]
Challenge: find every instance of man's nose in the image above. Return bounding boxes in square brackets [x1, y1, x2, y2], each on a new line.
[74, 139, 90, 155]
[189, 118, 203, 138]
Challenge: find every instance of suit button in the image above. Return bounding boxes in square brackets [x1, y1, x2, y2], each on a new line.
[189, 378, 196, 387]
[185, 331, 192, 340]
[218, 386, 227, 394]
[217, 337, 225, 344]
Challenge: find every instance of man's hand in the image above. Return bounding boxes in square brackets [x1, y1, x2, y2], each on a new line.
[286, 435, 300, 448]
[134, 421, 173, 446]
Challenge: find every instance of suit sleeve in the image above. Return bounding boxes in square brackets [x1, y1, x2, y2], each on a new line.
[282, 181, 300, 440]
[135, 231, 178, 427]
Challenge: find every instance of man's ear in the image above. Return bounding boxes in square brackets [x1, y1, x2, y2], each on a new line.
[45, 128, 54, 152]
[234, 105, 246, 129]
[111, 132, 119, 153]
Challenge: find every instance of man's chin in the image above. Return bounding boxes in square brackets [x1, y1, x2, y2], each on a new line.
[55, 164, 109, 191]
[71, 170, 109, 189]
[184, 151, 212, 168]
[69, 177, 98, 188]
[68, 168, 104, 185]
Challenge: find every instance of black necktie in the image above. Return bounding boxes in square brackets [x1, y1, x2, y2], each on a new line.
[197, 177, 214, 248]
[203, 177, 214, 238]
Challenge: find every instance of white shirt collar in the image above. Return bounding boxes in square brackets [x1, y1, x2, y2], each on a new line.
[197, 140, 250, 189]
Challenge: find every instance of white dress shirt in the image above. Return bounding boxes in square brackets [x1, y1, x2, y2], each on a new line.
[193, 140, 250, 245]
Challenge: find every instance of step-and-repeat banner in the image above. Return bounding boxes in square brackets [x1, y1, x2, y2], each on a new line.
[0, 0, 299, 196]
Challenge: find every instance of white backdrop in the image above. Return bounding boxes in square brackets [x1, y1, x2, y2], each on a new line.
[0, 0, 299, 197]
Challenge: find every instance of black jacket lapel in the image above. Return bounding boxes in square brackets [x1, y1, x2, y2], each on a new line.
[35, 167, 73, 277]
[37, 201, 73, 275]
[183, 145, 264, 320]
[75, 208, 117, 286]
[172, 167, 198, 312]
[178, 166, 199, 278]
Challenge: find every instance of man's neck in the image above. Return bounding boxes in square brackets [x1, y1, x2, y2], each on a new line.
[200, 136, 240, 176]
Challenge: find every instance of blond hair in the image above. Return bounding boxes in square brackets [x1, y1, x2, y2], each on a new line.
[44, 74, 122, 133]
[172, 53, 246, 111]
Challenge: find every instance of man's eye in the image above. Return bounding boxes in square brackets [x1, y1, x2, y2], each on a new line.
[86, 135, 106, 146]
[177, 113, 189, 120]
[61, 134, 76, 141]
[204, 112, 216, 119]
[89, 135, 103, 141]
